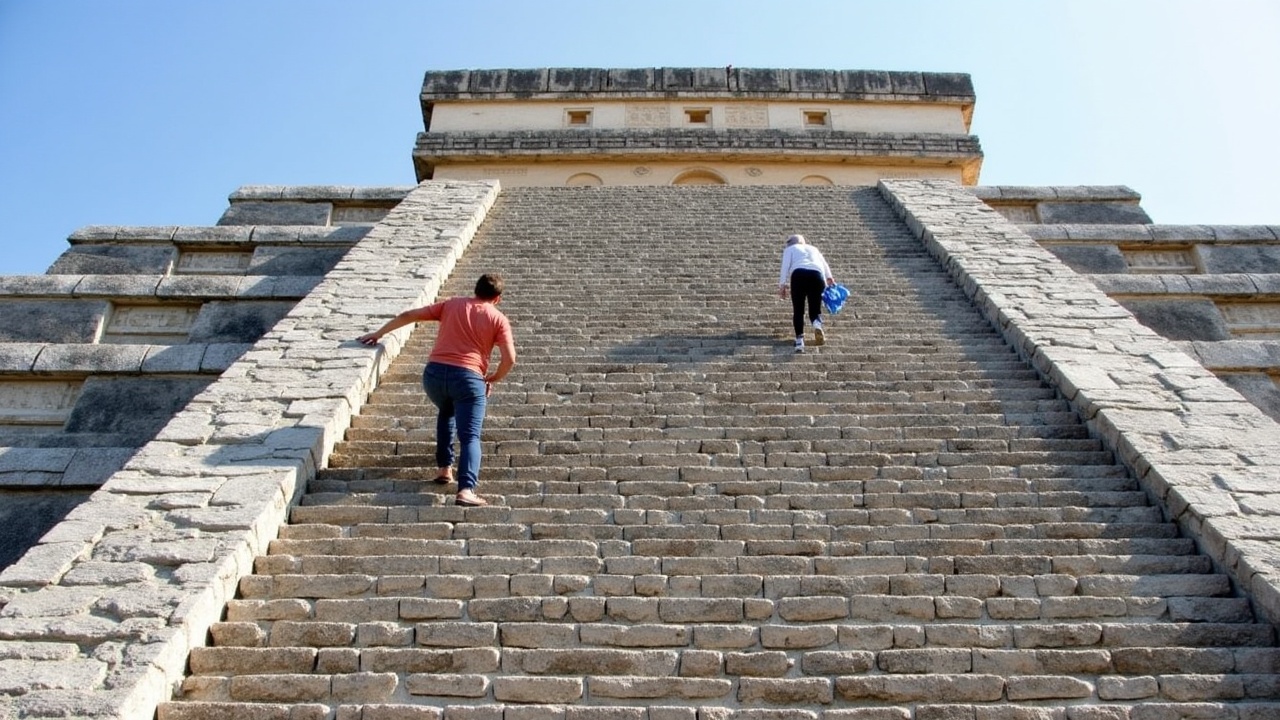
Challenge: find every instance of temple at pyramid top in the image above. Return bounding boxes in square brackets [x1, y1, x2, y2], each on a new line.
[413, 67, 982, 187]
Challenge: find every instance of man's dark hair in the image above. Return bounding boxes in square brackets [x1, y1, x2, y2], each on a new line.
[475, 273, 504, 300]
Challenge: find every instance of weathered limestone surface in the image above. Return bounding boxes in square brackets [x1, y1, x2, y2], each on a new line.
[882, 178, 1280, 626]
[0, 180, 500, 719]
[420, 67, 975, 100]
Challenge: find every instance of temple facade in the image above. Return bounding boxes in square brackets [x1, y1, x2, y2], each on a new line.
[414, 67, 982, 187]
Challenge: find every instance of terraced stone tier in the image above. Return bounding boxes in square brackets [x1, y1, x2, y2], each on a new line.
[161, 186, 1280, 718]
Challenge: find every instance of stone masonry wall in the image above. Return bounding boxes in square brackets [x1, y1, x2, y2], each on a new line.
[880, 178, 1280, 626]
[0, 180, 500, 720]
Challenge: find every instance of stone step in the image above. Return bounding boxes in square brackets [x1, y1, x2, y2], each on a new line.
[312, 466, 1141, 486]
[202, 617, 1273, 657]
[160, 700, 1280, 720]
[255, 526, 1206, 557]
[343, 425, 1096, 445]
[294, 487, 1156, 513]
[331, 436, 1107, 457]
[241, 550, 1228, 591]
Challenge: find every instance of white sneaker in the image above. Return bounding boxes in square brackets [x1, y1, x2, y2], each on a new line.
[794, 336, 804, 353]
[813, 318, 825, 346]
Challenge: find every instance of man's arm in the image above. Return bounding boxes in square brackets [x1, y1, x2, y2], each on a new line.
[485, 332, 517, 395]
[357, 306, 436, 345]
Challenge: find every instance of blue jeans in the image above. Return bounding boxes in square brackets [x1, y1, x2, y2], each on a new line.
[422, 362, 488, 492]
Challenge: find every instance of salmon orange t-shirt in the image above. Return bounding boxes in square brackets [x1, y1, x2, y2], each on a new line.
[425, 297, 513, 377]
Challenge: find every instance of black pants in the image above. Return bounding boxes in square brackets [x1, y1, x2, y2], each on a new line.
[790, 268, 825, 336]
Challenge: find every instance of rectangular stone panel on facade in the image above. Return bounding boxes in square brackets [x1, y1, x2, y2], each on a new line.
[0, 380, 82, 425]
[990, 205, 1038, 224]
[330, 207, 392, 226]
[175, 251, 253, 275]
[627, 105, 669, 128]
[101, 304, 200, 344]
[1123, 249, 1197, 273]
[1218, 303, 1280, 339]
[724, 105, 769, 129]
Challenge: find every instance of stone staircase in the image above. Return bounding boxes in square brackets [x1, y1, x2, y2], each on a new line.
[159, 186, 1280, 719]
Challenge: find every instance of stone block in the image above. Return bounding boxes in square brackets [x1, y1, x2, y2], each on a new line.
[778, 596, 849, 621]
[1199, 245, 1280, 274]
[492, 675, 582, 703]
[347, 186, 410, 201]
[248, 246, 351, 277]
[141, 344, 208, 373]
[1210, 224, 1278, 241]
[172, 226, 255, 246]
[889, 71, 926, 94]
[510, 648, 678, 676]
[0, 490, 90, 569]
[468, 69, 508, 94]
[790, 69, 835, 93]
[589, 676, 731, 700]
[1006, 675, 1094, 700]
[835, 674, 1004, 702]
[228, 673, 329, 702]
[760, 624, 837, 649]
[187, 647, 318, 674]
[268, 620, 355, 647]
[209, 622, 266, 647]
[839, 70, 894, 94]
[923, 72, 975, 97]
[404, 672, 488, 697]
[1045, 245, 1129, 274]
[801, 650, 875, 675]
[156, 275, 241, 297]
[416, 621, 496, 647]
[737, 677, 832, 704]
[188, 301, 294, 343]
[736, 68, 788, 93]
[46, 246, 176, 275]
[1037, 202, 1153, 225]
[236, 274, 325, 297]
[0, 343, 42, 372]
[422, 70, 469, 94]
[1117, 298, 1232, 341]
[548, 68, 602, 93]
[725, 650, 791, 676]
[217, 201, 332, 227]
[657, 67, 728, 91]
[1050, 185, 1140, 200]
[330, 672, 397, 702]
[506, 68, 548, 95]
[0, 658, 107, 694]
[878, 648, 972, 674]
[0, 300, 105, 343]
[606, 68, 653, 91]
[63, 376, 210, 443]
[63, 447, 136, 486]
[201, 343, 253, 371]
[579, 623, 688, 648]
[1217, 373, 1280, 423]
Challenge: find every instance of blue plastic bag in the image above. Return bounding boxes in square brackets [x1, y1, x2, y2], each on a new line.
[822, 284, 850, 314]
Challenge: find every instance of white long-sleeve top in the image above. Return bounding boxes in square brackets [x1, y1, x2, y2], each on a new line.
[779, 243, 834, 286]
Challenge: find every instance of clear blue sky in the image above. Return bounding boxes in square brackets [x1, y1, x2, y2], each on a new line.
[2, 0, 1277, 274]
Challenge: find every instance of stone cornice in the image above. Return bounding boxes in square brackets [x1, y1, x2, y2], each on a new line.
[420, 68, 975, 103]
[413, 129, 983, 181]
